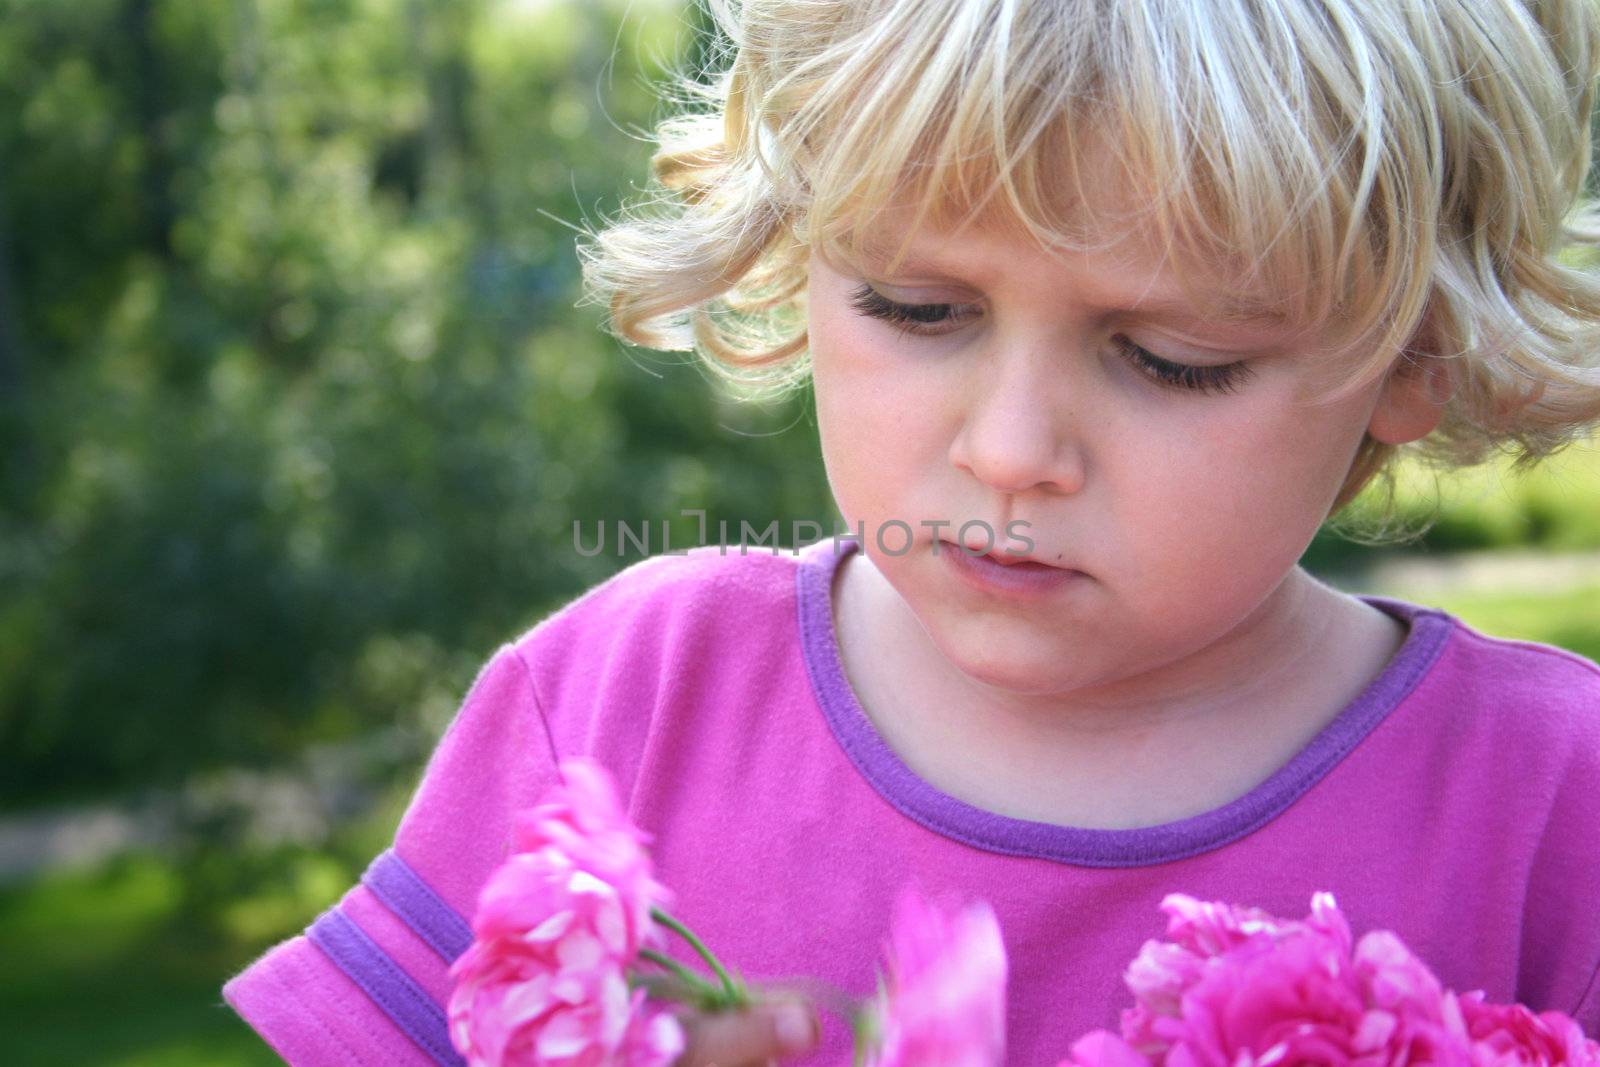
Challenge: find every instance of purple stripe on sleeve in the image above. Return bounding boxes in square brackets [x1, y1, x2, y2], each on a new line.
[362, 849, 474, 963]
[308, 908, 466, 1067]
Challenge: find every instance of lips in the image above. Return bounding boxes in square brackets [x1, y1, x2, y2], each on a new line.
[941, 540, 1074, 570]
[940, 538, 1087, 596]
[982, 551, 1061, 568]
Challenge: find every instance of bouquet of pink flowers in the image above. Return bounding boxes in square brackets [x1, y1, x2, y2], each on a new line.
[447, 757, 1006, 1066]
[448, 758, 1597, 1067]
[1061, 893, 1600, 1067]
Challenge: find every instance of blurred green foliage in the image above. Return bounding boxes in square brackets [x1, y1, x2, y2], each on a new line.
[0, 0, 836, 808]
[0, 0, 1596, 810]
[1302, 443, 1600, 572]
[1374, 445, 1600, 552]
[1429, 584, 1600, 662]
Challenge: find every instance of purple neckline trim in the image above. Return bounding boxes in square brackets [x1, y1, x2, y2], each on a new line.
[793, 537, 1453, 868]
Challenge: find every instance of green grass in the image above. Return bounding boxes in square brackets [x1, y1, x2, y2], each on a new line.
[1401, 584, 1600, 663]
[0, 855, 282, 1066]
[0, 782, 411, 1066]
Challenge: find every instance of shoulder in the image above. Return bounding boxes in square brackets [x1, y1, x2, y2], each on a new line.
[510, 543, 810, 667]
[394, 545, 826, 874]
[1417, 605, 1600, 757]
[1436, 619, 1600, 845]
[503, 543, 826, 766]
[1370, 595, 1600, 849]
[1369, 592, 1600, 751]
[1380, 602, 1600, 1019]
[1438, 607, 1600, 688]
[1437, 616, 1600, 837]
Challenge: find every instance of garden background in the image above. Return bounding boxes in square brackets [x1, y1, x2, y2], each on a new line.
[0, 1, 1597, 1063]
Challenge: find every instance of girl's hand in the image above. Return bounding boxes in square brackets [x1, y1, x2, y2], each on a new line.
[672, 995, 820, 1066]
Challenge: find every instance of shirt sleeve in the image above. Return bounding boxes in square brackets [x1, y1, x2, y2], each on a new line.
[222, 642, 559, 1066]
[1575, 964, 1600, 1039]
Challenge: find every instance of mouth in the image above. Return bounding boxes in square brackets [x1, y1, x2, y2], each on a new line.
[941, 540, 1078, 571]
[939, 539, 1087, 596]
[982, 551, 1065, 569]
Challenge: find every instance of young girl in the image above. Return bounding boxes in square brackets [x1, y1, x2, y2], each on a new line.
[225, 0, 1600, 1063]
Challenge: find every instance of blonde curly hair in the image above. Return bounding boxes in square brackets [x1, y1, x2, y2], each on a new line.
[579, 0, 1600, 515]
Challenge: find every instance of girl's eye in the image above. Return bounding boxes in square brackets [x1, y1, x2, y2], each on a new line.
[1112, 335, 1252, 396]
[848, 283, 974, 335]
[848, 283, 1250, 396]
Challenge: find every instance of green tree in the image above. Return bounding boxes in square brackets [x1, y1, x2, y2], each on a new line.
[0, 0, 835, 807]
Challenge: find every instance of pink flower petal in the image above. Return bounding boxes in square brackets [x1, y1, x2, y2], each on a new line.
[534, 1010, 591, 1059]
[500, 975, 556, 1027]
[865, 886, 1008, 1067]
[1065, 1029, 1156, 1067]
[447, 757, 681, 1066]
[598, 969, 631, 1047]
[525, 910, 574, 943]
[1086, 892, 1596, 1067]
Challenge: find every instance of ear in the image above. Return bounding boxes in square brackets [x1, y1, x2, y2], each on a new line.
[1366, 324, 1452, 445]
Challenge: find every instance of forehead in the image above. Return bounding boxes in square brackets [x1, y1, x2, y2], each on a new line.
[843, 207, 1296, 332]
[821, 126, 1299, 318]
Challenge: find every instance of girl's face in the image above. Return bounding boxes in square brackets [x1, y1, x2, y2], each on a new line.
[807, 214, 1439, 700]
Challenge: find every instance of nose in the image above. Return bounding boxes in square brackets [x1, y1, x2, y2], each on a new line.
[947, 346, 1086, 496]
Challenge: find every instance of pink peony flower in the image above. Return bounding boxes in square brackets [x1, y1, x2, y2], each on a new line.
[448, 758, 684, 1067]
[1066, 892, 1599, 1067]
[508, 757, 674, 961]
[449, 944, 683, 1067]
[1117, 893, 1480, 1066]
[1162, 923, 1469, 1066]
[862, 885, 1008, 1067]
[1119, 892, 1357, 1060]
[1063, 1030, 1155, 1067]
[1459, 992, 1600, 1066]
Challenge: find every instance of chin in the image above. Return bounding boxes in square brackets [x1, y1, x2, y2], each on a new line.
[938, 643, 1078, 695]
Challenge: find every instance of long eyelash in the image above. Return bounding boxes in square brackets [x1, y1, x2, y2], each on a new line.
[848, 284, 961, 335]
[849, 284, 1250, 395]
[1113, 336, 1252, 396]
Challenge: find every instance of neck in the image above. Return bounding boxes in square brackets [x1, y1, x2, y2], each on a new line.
[876, 559, 1342, 731]
[834, 551, 1405, 828]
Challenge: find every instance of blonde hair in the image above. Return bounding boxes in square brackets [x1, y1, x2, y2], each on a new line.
[579, 0, 1600, 514]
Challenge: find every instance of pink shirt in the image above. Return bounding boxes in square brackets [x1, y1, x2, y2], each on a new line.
[224, 537, 1600, 1065]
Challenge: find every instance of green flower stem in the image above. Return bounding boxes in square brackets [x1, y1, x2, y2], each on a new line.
[638, 949, 723, 1003]
[852, 1007, 881, 1067]
[650, 908, 748, 1007]
[639, 953, 880, 1062]
[628, 972, 686, 1001]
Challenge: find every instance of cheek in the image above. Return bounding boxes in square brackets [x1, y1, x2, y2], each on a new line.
[809, 305, 952, 502]
[1113, 397, 1359, 571]
[809, 304, 913, 515]
[1238, 396, 1374, 512]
